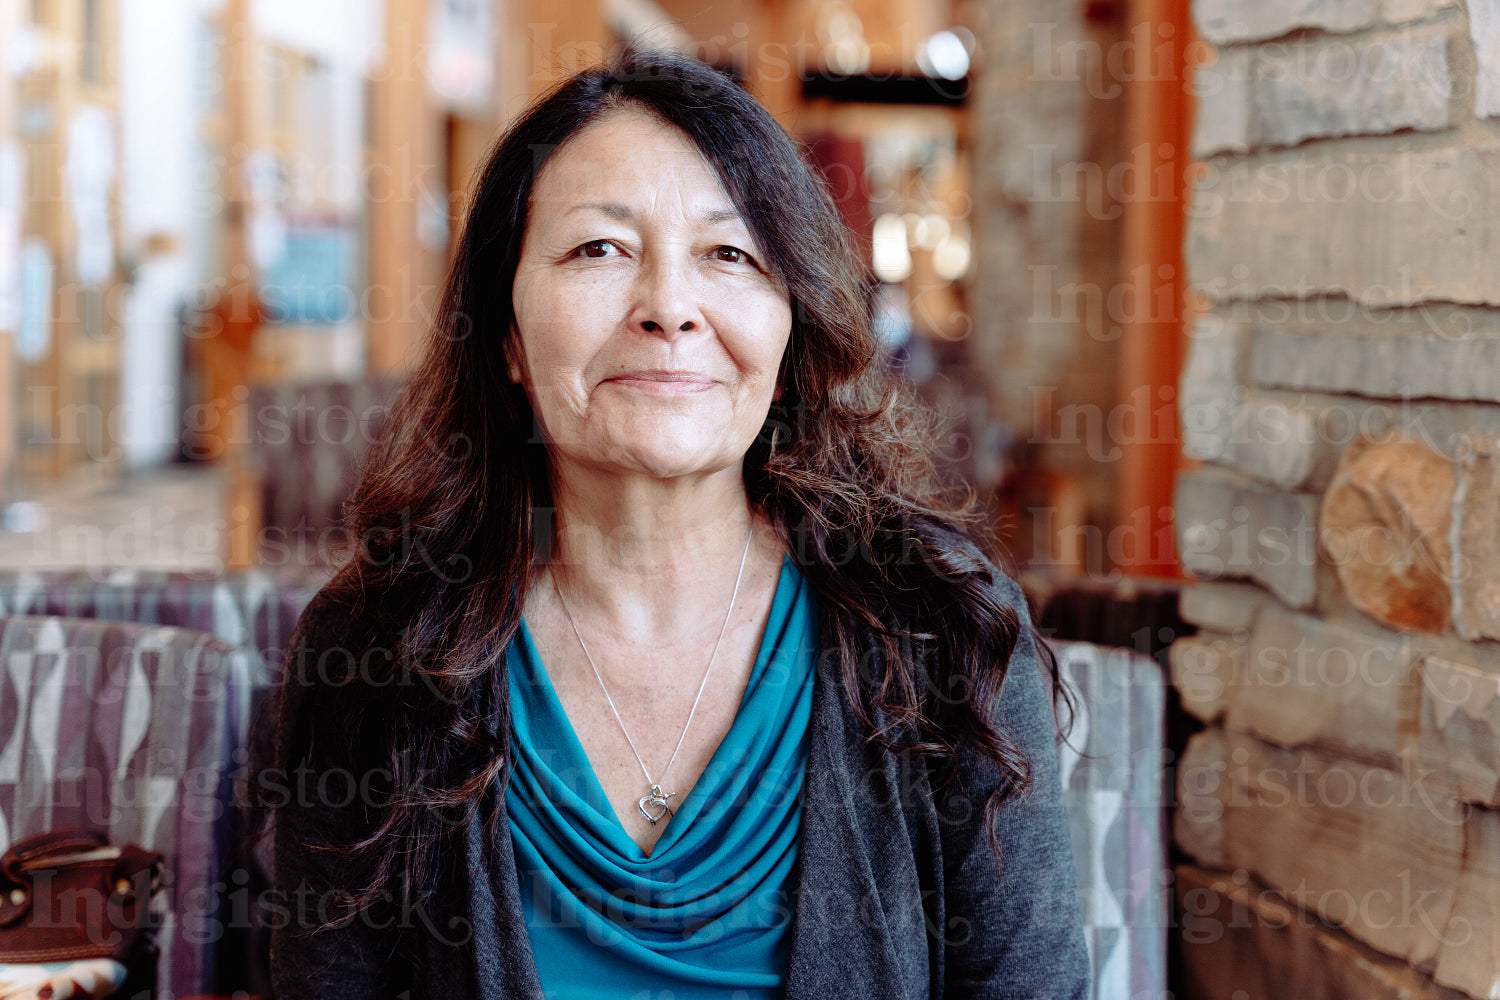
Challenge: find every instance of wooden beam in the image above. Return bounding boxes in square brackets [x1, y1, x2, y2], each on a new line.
[1115, 0, 1193, 577]
[366, 0, 443, 377]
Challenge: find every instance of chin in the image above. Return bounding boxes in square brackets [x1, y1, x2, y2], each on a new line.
[589, 438, 741, 482]
[618, 452, 739, 482]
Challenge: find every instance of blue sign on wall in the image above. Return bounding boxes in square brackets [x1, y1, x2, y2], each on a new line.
[260, 220, 359, 325]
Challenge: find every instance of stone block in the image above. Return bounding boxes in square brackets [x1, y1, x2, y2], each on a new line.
[1382, 0, 1458, 20]
[1183, 381, 1334, 491]
[1254, 28, 1451, 148]
[1220, 729, 1467, 965]
[1174, 468, 1319, 609]
[1320, 434, 1455, 634]
[1175, 728, 1229, 868]
[1471, 0, 1500, 118]
[1234, 604, 1421, 765]
[1418, 654, 1500, 806]
[1192, 0, 1381, 45]
[1456, 449, 1500, 641]
[1434, 805, 1500, 998]
[1175, 862, 1477, 1000]
[1180, 317, 1246, 463]
[1193, 47, 1255, 157]
[1171, 633, 1245, 723]
[1174, 472, 1242, 579]
[1251, 327, 1500, 403]
[1192, 0, 1450, 44]
[1188, 147, 1500, 309]
[1230, 397, 1327, 490]
[1179, 581, 1270, 633]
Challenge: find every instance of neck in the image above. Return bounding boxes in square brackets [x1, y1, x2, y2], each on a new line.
[543, 463, 770, 631]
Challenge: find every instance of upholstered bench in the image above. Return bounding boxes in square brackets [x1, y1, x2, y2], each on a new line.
[0, 616, 259, 998]
[1049, 639, 1172, 1000]
[0, 569, 1171, 1000]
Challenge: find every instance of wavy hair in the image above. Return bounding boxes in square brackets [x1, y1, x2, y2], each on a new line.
[264, 47, 1072, 934]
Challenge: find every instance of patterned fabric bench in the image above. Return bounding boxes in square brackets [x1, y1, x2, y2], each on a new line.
[1049, 639, 1172, 1000]
[0, 566, 333, 687]
[0, 569, 1170, 1000]
[0, 616, 258, 998]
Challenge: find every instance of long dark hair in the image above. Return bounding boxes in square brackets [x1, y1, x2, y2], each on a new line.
[269, 47, 1072, 932]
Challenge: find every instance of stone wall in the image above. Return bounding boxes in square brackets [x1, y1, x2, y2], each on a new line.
[1173, 2, 1500, 997]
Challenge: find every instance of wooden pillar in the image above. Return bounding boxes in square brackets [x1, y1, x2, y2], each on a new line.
[213, 0, 263, 568]
[1115, 0, 1194, 577]
[0, 0, 19, 497]
[497, 0, 533, 125]
[749, 0, 807, 130]
[14, 0, 124, 484]
[195, 0, 262, 471]
[366, 0, 446, 377]
[23, 0, 72, 483]
[516, 0, 609, 104]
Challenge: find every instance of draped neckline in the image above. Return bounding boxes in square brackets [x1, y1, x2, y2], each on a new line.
[503, 556, 818, 997]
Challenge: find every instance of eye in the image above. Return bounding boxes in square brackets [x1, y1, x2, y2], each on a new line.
[574, 240, 618, 259]
[712, 245, 755, 266]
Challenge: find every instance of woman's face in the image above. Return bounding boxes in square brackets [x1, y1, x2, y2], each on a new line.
[508, 109, 793, 486]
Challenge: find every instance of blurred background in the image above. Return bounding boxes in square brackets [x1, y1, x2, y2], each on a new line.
[0, 0, 1190, 586]
[4, 2, 1500, 1000]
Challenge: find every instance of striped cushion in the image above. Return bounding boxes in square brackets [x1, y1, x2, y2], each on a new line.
[0, 616, 257, 998]
[1049, 639, 1171, 1000]
[0, 566, 331, 687]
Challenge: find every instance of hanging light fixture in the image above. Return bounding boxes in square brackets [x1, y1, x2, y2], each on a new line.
[872, 213, 913, 283]
[916, 29, 970, 80]
[932, 219, 971, 281]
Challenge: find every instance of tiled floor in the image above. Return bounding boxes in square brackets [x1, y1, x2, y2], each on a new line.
[0, 464, 228, 572]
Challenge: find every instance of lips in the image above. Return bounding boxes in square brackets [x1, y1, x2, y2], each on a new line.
[604, 369, 716, 394]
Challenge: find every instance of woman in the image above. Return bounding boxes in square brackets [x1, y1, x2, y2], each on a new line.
[268, 48, 1089, 999]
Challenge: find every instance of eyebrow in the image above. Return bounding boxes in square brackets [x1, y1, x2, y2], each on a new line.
[567, 202, 743, 226]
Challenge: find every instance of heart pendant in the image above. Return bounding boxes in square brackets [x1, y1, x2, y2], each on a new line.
[637, 785, 675, 824]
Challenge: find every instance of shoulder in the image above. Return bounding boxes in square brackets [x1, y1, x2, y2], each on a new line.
[281, 579, 411, 689]
[280, 586, 368, 707]
[910, 518, 1028, 616]
[931, 522, 1034, 645]
[912, 526, 1060, 781]
[958, 551, 1057, 764]
[927, 527, 1036, 676]
[286, 582, 378, 658]
[275, 583, 394, 766]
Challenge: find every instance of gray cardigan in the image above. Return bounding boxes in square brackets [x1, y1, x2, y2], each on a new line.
[269, 573, 1090, 999]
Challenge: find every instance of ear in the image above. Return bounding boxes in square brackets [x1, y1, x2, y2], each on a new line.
[503, 327, 524, 384]
[772, 349, 791, 402]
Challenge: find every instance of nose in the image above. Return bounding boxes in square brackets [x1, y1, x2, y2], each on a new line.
[630, 254, 706, 338]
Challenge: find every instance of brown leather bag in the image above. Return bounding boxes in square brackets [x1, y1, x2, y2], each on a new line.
[0, 829, 163, 966]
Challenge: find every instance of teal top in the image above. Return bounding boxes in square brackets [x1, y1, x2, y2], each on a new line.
[505, 558, 818, 1000]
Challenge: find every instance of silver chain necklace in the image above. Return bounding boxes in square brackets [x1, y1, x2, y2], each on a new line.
[549, 526, 754, 826]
